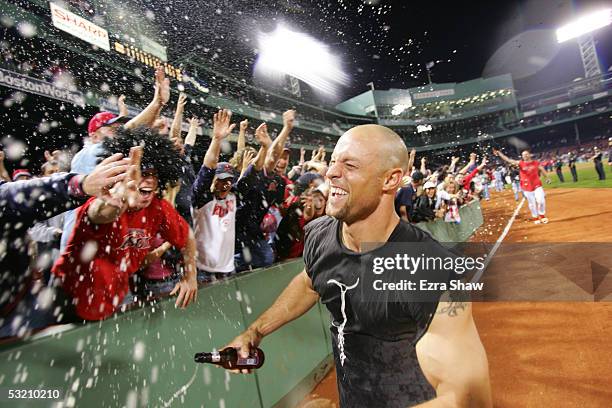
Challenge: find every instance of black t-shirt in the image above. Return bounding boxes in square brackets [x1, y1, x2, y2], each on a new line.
[593, 152, 602, 164]
[304, 216, 454, 407]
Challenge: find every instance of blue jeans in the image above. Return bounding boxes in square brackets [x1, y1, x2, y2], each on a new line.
[482, 183, 490, 200]
[235, 239, 274, 272]
[512, 181, 521, 201]
[142, 278, 178, 297]
[197, 270, 236, 284]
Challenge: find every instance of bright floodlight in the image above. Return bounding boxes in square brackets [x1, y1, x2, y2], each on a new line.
[255, 25, 349, 95]
[556, 9, 612, 43]
[391, 104, 408, 116]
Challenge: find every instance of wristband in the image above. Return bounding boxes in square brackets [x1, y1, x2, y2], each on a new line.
[68, 174, 88, 198]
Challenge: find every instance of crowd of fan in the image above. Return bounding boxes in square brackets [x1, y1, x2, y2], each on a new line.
[394, 152, 496, 224]
[0, 67, 341, 339]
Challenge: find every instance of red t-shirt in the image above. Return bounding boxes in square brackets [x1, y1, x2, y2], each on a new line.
[52, 196, 189, 320]
[518, 160, 542, 192]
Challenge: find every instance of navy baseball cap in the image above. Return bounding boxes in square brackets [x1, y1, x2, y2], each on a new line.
[411, 170, 424, 181]
[215, 162, 235, 180]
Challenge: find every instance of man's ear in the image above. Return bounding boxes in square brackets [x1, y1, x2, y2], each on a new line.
[383, 168, 404, 192]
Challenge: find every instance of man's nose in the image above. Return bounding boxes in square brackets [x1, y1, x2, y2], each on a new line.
[326, 162, 340, 180]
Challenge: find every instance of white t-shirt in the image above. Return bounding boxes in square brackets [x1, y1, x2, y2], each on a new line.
[193, 193, 237, 273]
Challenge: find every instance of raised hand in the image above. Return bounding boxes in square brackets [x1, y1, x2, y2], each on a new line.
[318, 146, 327, 164]
[154, 66, 170, 106]
[118, 94, 128, 116]
[242, 149, 255, 174]
[492, 148, 500, 156]
[184, 117, 199, 147]
[82, 153, 131, 197]
[212, 109, 236, 141]
[255, 123, 272, 148]
[177, 92, 187, 110]
[301, 193, 314, 221]
[239, 118, 249, 132]
[104, 146, 143, 209]
[283, 109, 296, 129]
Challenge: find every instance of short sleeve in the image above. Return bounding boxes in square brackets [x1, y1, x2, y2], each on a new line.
[73, 197, 117, 241]
[302, 220, 317, 278]
[158, 199, 189, 249]
[302, 216, 331, 278]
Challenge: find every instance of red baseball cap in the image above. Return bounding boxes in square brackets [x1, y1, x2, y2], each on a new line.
[88, 111, 117, 134]
[12, 169, 32, 181]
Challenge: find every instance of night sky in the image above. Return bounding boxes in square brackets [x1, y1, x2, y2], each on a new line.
[144, 0, 612, 104]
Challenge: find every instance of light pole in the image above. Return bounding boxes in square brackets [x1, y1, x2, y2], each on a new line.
[556, 8, 612, 79]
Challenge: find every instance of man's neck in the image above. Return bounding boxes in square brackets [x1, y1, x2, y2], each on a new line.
[341, 206, 399, 253]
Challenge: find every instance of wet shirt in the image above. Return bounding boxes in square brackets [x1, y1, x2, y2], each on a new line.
[52, 196, 188, 320]
[518, 160, 542, 192]
[303, 216, 454, 407]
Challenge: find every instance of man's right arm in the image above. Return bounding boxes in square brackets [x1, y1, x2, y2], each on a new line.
[225, 269, 319, 371]
[493, 149, 519, 166]
[415, 300, 492, 408]
[0, 153, 130, 227]
[124, 67, 169, 130]
[191, 165, 215, 209]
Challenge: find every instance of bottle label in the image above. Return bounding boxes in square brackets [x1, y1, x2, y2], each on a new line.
[211, 352, 220, 363]
[237, 357, 257, 366]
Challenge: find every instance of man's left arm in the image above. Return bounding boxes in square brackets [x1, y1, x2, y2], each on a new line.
[414, 300, 493, 408]
[538, 165, 551, 183]
[159, 199, 197, 309]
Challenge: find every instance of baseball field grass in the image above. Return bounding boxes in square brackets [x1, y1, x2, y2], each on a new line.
[545, 162, 612, 188]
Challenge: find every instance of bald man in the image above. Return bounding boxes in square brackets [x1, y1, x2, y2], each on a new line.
[225, 125, 492, 407]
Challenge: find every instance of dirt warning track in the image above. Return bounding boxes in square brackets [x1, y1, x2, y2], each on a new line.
[473, 188, 612, 408]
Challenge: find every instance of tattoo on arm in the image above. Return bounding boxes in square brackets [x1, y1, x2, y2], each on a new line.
[437, 301, 467, 317]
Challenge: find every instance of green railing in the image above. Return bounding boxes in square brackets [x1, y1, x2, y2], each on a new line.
[415, 200, 483, 242]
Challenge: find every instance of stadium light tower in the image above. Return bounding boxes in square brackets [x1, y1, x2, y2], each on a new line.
[255, 25, 349, 96]
[556, 8, 612, 78]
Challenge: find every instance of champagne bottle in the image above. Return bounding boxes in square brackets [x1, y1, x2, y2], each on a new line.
[194, 347, 265, 369]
